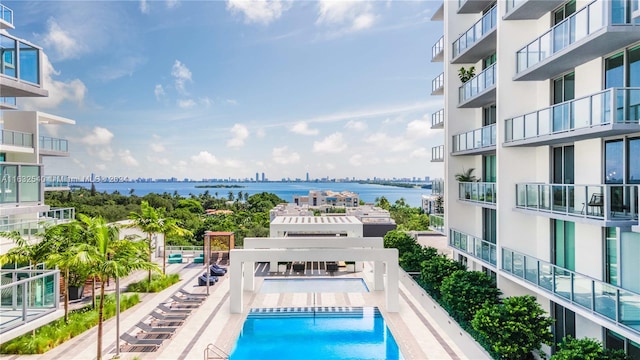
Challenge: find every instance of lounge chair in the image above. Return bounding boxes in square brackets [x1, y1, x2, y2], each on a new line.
[177, 290, 207, 298]
[121, 333, 164, 346]
[211, 263, 227, 273]
[158, 303, 192, 314]
[136, 321, 178, 334]
[198, 274, 217, 286]
[150, 310, 188, 321]
[193, 253, 204, 264]
[171, 294, 203, 304]
[209, 266, 226, 276]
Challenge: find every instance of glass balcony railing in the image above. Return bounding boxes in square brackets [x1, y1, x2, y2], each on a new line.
[516, 0, 637, 74]
[44, 175, 69, 188]
[429, 214, 445, 234]
[432, 36, 444, 61]
[459, 63, 496, 105]
[452, 123, 496, 153]
[0, 164, 43, 204]
[431, 109, 444, 128]
[0, 264, 60, 334]
[459, 182, 496, 205]
[431, 145, 444, 162]
[515, 183, 639, 222]
[1, 129, 33, 148]
[432, 72, 444, 94]
[0, 208, 75, 236]
[504, 0, 566, 20]
[452, 5, 497, 59]
[39, 136, 69, 153]
[0, 97, 17, 108]
[1, 33, 42, 86]
[0, 3, 13, 27]
[505, 88, 640, 143]
[502, 247, 640, 335]
[450, 229, 497, 266]
[431, 178, 444, 195]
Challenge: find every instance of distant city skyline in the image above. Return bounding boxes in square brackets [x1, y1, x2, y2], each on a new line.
[5, 0, 444, 180]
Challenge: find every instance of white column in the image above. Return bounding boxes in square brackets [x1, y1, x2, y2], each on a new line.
[385, 260, 399, 313]
[373, 261, 384, 291]
[230, 258, 243, 314]
[244, 261, 254, 291]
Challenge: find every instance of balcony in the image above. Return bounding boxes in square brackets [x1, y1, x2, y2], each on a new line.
[450, 229, 497, 267]
[0, 129, 34, 153]
[39, 136, 69, 156]
[501, 247, 640, 338]
[505, 88, 640, 147]
[458, 63, 496, 108]
[432, 36, 444, 62]
[515, 183, 639, 227]
[0, 97, 16, 109]
[431, 72, 444, 95]
[429, 214, 445, 235]
[431, 178, 445, 195]
[0, 3, 13, 29]
[452, 123, 496, 155]
[0, 163, 43, 205]
[431, 109, 444, 129]
[515, 0, 640, 81]
[0, 208, 75, 237]
[0, 264, 61, 341]
[504, 0, 566, 20]
[0, 33, 47, 97]
[458, 182, 496, 207]
[458, 0, 494, 14]
[431, 145, 444, 162]
[451, 5, 497, 64]
[431, 2, 444, 21]
[44, 175, 70, 191]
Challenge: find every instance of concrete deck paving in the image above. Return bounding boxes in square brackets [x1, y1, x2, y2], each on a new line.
[1, 260, 491, 360]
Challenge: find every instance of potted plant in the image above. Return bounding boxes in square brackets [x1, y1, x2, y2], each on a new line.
[458, 66, 475, 83]
[67, 265, 91, 301]
[455, 168, 479, 200]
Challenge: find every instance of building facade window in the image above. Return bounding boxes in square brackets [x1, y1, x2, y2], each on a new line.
[551, 302, 576, 353]
[483, 208, 496, 244]
[604, 45, 640, 88]
[605, 329, 640, 358]
[605, 227, 618, 286]
[483, 105, 496, 126]
[483, 54, 496, 70]
[553, 0, 576, 25]
[484, 155, 496, 182]
[552, 145, 575, 184]
[458, 254, 468, 267]
[552, 220, 575, 271]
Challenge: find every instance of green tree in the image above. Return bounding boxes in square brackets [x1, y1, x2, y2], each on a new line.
[399, 246, 438, 272]
[551, 336, 631, 360]
[127, 201, 163, 282]
[374, 196, 391, 210]
[440, 270, 501, 322]
[71, 214, 158, 360]
[420, 254, 465, 296]
[472, 295, 553, 360]
[383, 230, 418, 257]
[158, 217, 192, 274]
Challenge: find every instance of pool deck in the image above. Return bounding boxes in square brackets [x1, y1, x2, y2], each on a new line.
[1, 261, 492, 360]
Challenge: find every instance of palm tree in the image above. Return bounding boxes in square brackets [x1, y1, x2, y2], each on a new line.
[127, 201, 163, 283]
[158, 217, 192, 275]
[455, 168, 479, 182]
[71, 215, 158, 360]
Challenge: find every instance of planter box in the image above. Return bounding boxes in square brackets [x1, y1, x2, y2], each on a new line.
[68, 285, 84, 301]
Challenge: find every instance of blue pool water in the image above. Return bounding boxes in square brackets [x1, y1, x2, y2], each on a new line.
[260, 278, 369, 293]
[229, 307, 403, 360]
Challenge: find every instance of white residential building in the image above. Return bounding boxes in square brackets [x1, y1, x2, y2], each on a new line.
[433, 0, 640, 356]
[292, 190, 359, 207]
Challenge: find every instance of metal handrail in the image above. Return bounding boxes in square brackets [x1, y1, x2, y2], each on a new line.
[452, 5, 497, 59]
[204, 343, 229, 359]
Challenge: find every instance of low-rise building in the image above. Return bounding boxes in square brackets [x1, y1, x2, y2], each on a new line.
[293, 190, 359, 207]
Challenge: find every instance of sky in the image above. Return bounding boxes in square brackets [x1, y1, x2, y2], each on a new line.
[4, 0, 445, 181]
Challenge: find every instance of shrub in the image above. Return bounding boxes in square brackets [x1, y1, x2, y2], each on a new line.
[551, 336, 631, 360]
[127, 273, 180, 293]
[420, 254, 465, 297]
[399, 246, 437, 272]
[440, 270, 501, 322]
[383, 230, 418, 258]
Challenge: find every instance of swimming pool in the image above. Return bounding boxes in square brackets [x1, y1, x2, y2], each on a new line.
[229, 307, 403, 360]
[260, 278, 369, 293]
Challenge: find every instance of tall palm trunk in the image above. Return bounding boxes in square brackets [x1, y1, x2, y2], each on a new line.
[63, 268, 69, 323]
[162, 234, 166, 275]
[148, 234, 152, 283]
[96, 280, 106, 360]
[91, 277, 96, 309]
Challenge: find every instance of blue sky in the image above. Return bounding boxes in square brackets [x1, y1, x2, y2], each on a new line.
[6, 0, 444, 181]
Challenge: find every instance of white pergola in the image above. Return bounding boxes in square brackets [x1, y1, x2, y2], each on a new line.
[229, 238, 399, 313]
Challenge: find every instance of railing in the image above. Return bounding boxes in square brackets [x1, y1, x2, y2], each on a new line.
[502, 247, 640, 334]
[431, 145, 444, 161]
[458, 182, 497, 205]
[42, 207, 75, 222]
[0, 265, 60, 334]
[431, 109, 444, 128]
[432, 72, 444, 94]
[44, 175, 70, 188]
[0, 3, 13, 26]
[459, 63, 496, 104]
[452, 5, 497, 59]
[166, 246, 204, 254]
[204, 343, 230, 359]
[452, 123, 496, 153]
[1, 129, 33, 148]
[429, 214, 445, 234]
[0, 97, 16, 107]
[39, 136, 69, 153]
[0, 208, 75, 236]
[505, 88, 640, 143]
[432, 36, 444, 60]
[516, 0, 634, 73]
[450, 229, 496, 266]
[0, 33, 42, 86]
[515, 183, 639, 221]
[0, 164, 43, 204]
[431, 178, 445, 195]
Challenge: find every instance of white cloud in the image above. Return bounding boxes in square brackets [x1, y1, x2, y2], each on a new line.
[364, 132, 389, 144]
[256, 128, 266, 138]
[119, 150, 139, 167]
[140, 0, 149, 13]
[325, 163, 336, 170]
[171, 60, 192, 94]
[96, 56, 146, 81]
[166, 0, 180, 9]
[223, 159, 244, 168]
[405, 117, 435, 139]
[227, 124, 250, 148]
[81, 127, 114, 145]
[191, 151, 218, 165]
[177, 99, 196, 108]
[42, 19, 86, 60]
[316, 0, 376, 33]
[199, 97, 212, 107]
[313, 132, 347, 153]
[154, 84, 165, 100]
[345, 120, 367, 131]
[272, 146, 300, 164]
[95, 164, 107, 171]
[352, 13, 375, 31]
[226, 99, 238, 105]
[410, 147, 429, 158]
[19, 54, 86, 110]
[289, 122, 319, 135]
[226, 0, 290, 25]
[150, 142, 165, 153]
[349, 154, 363, 166]
[89, 147, 114, 161]
[147, 155, 170, 166]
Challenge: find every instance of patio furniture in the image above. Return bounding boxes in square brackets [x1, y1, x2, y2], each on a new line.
[136, 321, 178, 334]
[158, 303, 192, 314]
[150, 310, 188, 321]
[292, 262, 305, 273]
[121, 333, 164, 346]
[170, 294, 203, 304]
[168, 253, 183, 264]
[193, 253, 204, 264]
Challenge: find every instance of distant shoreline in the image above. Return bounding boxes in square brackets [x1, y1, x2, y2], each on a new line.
[194, 185, 245, 189]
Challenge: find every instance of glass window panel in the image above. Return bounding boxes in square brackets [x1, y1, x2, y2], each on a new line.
[564, 146, 574, 184]
[611, 0, 627, 24]
[605, 140, 624, 184]
[573, 97, 590, 129]
[1, 34, 17, 78]
[524, 113, 537, 138]
[538, 109, 550, 135]
[0, 165, 17, 203]
[605, 329, 626, 350]
[628, 45, 640, 87]
[628, 138, 640, 183]
[19, 42, 39, 84]
[20, 165, 40, 202]
[605, 52, 625, 88]
[605, 227, 618, 286]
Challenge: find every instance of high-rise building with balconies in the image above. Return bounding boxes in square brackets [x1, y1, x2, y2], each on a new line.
[433, 0, 640, 356]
